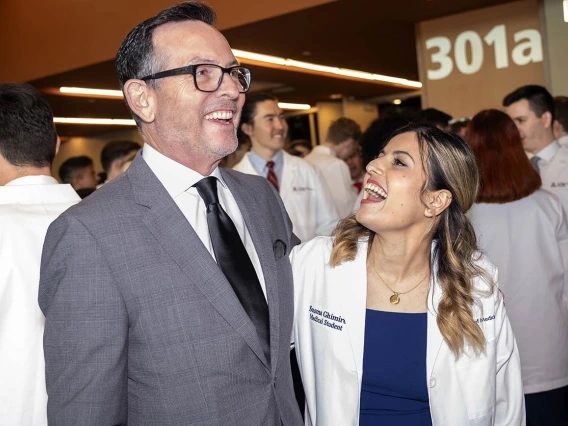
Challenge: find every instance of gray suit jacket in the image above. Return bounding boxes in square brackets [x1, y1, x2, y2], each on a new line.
[39, 154, 303, 426]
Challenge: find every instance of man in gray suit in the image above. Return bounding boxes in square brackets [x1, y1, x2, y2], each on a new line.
[39, 3, 303, 425]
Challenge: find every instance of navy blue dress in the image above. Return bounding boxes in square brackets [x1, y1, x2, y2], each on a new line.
[359, 309, 432, 426]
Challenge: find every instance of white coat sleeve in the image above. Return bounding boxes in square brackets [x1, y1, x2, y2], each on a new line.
[326, 161, 358, 218]
[492, 267, 526, 426]
[555, 203, 568, 311]
[312, 169, 342, 237]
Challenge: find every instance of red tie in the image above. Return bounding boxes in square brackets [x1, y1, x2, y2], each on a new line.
[266, 161, 279, 192]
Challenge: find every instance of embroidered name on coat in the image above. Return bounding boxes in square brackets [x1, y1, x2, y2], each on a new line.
[309, 305, 346, 331]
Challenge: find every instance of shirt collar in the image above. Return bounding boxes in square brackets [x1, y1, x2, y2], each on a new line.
[535, 140, 560, 162]
[248, 148, 283, 173]
[142, 143, 226, 198]
[5, 175, 59, 186]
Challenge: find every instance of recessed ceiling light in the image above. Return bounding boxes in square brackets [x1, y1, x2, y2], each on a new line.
[53, 117, 136, 125]
[232, 49, 422, 89]
[393, 99, 402, 105]
[278, 102, 311, 110]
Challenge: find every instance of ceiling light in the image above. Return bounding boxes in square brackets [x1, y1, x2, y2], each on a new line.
[232, 49, 422, 89]
[564, 0, 568, 22]
[278, 102, 311, 110]
[60, 87, 123, 98]
[54, 117, 136, 125]
[330, 94, 343, 99]
[393, 99, 402, 105]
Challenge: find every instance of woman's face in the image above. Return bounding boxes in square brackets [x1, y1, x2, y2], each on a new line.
[356, 132, 430, 235]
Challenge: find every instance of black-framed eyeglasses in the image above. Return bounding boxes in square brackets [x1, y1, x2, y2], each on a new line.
[140, 64, 251, 93]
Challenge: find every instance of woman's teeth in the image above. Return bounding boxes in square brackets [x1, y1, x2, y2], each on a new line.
[365, 183, 387, 200]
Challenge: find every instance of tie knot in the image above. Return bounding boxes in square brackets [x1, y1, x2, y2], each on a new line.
[530, 155, 541, 173]
[194, 176, 219, 207]
[266, 161, 275, 170]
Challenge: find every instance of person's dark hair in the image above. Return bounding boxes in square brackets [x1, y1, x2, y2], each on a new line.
[554, 96, 568, 132]
[466, 109, 541, 203]
[449, 117, 471, 134]
[116, 2, 217, 126]
[75, 187, 96, 199]
[0, 83, 57, 168]
[237, 93, 278, 142]
[59, 156, 94, 184]
[100, 140, 141, 173]
[419, 108, 453, 129]
[332, 124, 488, 358]
[502, 85, 554, 119]
[326, 118, 362, 145]
[360, 110, 416, 168]
[239, 93, 278, 126]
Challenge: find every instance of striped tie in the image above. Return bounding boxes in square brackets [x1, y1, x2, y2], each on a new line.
[266, 161, 279, 192]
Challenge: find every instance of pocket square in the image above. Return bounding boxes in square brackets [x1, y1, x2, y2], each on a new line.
[273, 239, 287, 260]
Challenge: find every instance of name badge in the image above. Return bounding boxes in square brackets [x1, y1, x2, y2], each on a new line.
[309, 305, 346, 331]
[293, 186, 314, 192]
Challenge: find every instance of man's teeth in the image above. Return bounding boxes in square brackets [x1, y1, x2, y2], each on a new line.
[205, 111, 234, 120]
[365, 183, 387, 199]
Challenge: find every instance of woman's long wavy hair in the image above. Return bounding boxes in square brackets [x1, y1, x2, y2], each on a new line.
[330, 124, 491, 357]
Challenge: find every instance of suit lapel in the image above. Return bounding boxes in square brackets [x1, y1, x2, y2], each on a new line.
[222, 168, 281, 374]
[128, 155, 270, 370]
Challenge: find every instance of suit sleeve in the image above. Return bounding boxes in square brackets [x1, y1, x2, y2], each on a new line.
[492, 267, 526, 426]
[38, 214, 128, 426]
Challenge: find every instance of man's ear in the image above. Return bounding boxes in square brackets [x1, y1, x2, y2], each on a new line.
[424, 189, 452, 218]
[241, 122, 253, 138]
[541, 111, 553, 129]
[123, 79, 155, 124]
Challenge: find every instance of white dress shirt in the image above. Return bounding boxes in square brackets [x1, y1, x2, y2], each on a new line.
[304, 145, 357, 218]
[0, 175, 80, 426]
[142, 143, 267, 298]
[468, 190, 568, 394]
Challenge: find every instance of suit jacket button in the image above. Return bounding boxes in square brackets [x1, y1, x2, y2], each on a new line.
[429, 377, 437, 388]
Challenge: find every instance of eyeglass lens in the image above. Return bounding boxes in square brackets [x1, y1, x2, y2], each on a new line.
[195, 65, 250, 92]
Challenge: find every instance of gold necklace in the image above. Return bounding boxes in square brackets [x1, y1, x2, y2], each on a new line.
[370, 260, 430, 305]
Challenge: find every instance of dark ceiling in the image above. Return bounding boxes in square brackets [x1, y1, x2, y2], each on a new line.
[30, 0, 515, 137]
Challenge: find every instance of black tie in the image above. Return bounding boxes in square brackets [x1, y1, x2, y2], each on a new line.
[194, 177, 270, 364]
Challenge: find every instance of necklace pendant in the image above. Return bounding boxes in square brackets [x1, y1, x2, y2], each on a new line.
[390, 293, 400, 305]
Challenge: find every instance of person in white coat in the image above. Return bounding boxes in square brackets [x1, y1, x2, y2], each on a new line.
[504, 85, 568, 213]
[0, 83, 80, 426]
[304, 117, 359, 218]
[234, 93, 340, 242]
[466, 109, 568, 426]
[291, 124, 525, 426]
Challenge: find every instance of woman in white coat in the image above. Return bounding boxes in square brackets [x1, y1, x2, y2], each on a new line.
[466, 109, 568, 426]
[291, 124, 525, 426]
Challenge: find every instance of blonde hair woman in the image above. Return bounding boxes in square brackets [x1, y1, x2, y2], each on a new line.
[291, 124, 524, 425]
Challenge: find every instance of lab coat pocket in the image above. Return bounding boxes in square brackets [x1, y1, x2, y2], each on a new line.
[456, 340, 496, 420]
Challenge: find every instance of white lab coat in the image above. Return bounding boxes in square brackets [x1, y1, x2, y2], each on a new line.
[291, 237, 525, 426]
[304, 145, 357, 218]
[539, 143, 568, 214]
[0, 176, 80, 426]
[468, 190, 568, 394]
[233, 151, 340, 242]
